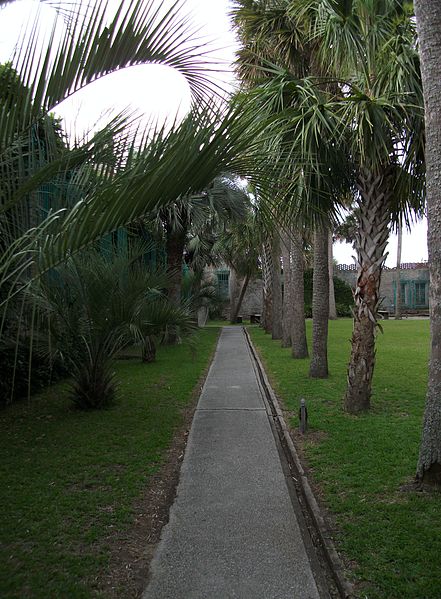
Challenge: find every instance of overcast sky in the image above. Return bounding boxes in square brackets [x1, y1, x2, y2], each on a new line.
[0, 0, 428, 266]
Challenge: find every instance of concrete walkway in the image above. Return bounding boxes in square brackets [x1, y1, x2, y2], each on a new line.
[143, 327, 325, 599]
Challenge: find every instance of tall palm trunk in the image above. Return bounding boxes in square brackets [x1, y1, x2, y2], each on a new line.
[395, 222, 403, 320]
[230, 273, 250, 324]
[281, 231, 292, 347]
[291, 228, 308, 359]
[328, 230, 337, 319]
[309, 227, 329, 378]
[271, 235, 283, 340]
[344, 167, 392, 413]
[229, 267, 240, 322]
[261, 241, 273, 333]
[414, 0, 441, 485]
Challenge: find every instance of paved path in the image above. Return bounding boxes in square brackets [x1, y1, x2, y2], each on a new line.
[143, 327, 325, 599]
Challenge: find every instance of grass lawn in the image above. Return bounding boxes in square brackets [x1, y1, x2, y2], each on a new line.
[249, 319, 441, 599]
[0, 327, 219, 598]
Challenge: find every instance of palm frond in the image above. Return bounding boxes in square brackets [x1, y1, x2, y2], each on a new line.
[0, 99, 271, 308]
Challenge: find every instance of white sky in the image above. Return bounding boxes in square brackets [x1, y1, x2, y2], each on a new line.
[333, 218, 428, 267]
[0, 0, 428, 266]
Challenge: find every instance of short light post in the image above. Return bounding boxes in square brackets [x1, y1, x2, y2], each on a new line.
[299, 398, 308, 434]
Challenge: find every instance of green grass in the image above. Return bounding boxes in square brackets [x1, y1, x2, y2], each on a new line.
[0, 328, 220, 598]
[249, 319, 441, 599]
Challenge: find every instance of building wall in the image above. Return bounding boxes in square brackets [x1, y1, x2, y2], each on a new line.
[212, 263, 429, 318]
[210, 266, 263, 319]
[240, 278, 263, 317]
[335, 263, 429, 312]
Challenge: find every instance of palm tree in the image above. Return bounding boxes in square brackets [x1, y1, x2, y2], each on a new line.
[293, 0, 424, 411]
[414, 0, 441, 486]
[394, 221, 403, 319]
[0, 0, 214, 306]
[260, 239, 273, 332]
[244, 0, 423, 409]
[328, 230, 337, 319]
[0, 0, 272, 399]
[214, 204, 261, 324]
[231, 0, 305, 343]
[271, 232, 283, 339]
[231, 0, 344, 372]
[290, 227, 309, 358]
[281, 229, 292, 347]
[309, 226, 329, 377]
[154, 174, 249, 307]
[228, 1, 301, 350]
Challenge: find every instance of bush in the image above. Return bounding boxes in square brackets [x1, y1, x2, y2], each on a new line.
[335, 302, 352, 317]
[333, 275, 354, 309]
[303, 270, 354, 318]
[30, 249, 197, 410]
[0, 343, 65, 405]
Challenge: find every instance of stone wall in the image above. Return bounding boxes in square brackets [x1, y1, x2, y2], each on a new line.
[335, 263, 429, 312]
[211, 263, 429, 319]
[240, 278, 263, 317]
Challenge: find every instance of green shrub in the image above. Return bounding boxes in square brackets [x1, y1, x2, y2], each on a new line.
[333, 275, 354, 308]
[0, 343, 65, 405]
[303, 269, 354, 317]
[31, 249, 196, 410]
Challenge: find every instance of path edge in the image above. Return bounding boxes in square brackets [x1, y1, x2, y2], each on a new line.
[243, 327, 355, 599]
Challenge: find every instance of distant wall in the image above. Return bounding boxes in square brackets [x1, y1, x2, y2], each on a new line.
[240, 278, 263, 317]
[209, 266, 263, 319]
[210, 262, 430, 319]
[335, 263, 429, 312]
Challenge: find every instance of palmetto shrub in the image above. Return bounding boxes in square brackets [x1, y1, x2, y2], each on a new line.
[0, 340, 66, 405]
[31, 247, 196, 409]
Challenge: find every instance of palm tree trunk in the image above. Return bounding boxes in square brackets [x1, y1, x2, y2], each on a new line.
[309, 227, 329, 378]
[229, 267, 240, 322]
[291, 228, 308, 359]
[271, 235, 283, 340]
[395, 222, 403, 319]
[230, 273, 250, 324]
[261, 241, 273, 333]
[414, 0, 441, 485]
[344, 167, 392, 413]
[281, 231, 292, 347]
[328, 230, 337, 319]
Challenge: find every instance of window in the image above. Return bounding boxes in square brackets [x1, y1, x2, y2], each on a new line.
[400, 282, 406, 305]
[394, 281, 406, 306]
[217, 271, 229, 299]
[415, 282, 427, 306]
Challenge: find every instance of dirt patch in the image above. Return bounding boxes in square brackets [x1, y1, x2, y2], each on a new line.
[400, 478, 441, 494]
[292, 428, 329, 449]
